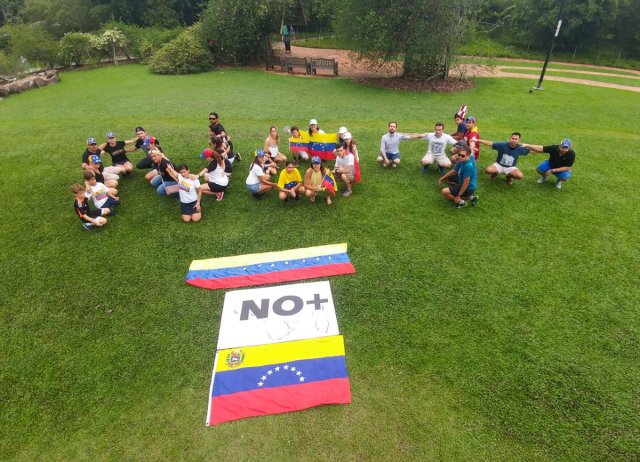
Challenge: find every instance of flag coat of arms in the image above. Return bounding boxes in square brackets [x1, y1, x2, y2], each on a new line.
[206, 335, 351, 425]
[186, 243, 355, 290]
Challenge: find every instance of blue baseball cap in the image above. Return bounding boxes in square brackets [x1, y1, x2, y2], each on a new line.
[255, 149, 265, 158]
[106, 131, 115, 138]
[465, 116, 476, 123]
[560, 138, 572, 148]
[89, 154, 102, 164]
[311, 156, 321, 164]
[87, 137, 97, 145]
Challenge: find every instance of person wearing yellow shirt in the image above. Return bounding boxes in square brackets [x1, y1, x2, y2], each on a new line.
[277, 160, 305, 202]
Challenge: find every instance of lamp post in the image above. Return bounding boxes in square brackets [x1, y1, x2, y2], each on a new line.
[530, 0, 566, 92]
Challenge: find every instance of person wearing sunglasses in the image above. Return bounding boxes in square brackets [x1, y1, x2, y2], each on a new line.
[438, 144, 478, 209]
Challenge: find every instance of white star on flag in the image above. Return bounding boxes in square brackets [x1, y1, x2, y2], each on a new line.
[258, 381, 263, 386]
[267, 370, 273, 375]
[284, 365, 289, 370]
[299, 377, 305, 382]
[261, 375, 267, 380]
[291, 367, 296, 372]
[296, 371, 302, 376]
[275, 366, 280, 371]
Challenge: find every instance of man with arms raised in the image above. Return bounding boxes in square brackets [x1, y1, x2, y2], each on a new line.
[479, 132, 530, 185]
[378, 121, 414, 168]
[419, 122, 457, 175]
[522, 138, 575, 190]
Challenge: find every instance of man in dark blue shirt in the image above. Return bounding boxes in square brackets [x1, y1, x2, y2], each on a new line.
[479, 132, 530, 185]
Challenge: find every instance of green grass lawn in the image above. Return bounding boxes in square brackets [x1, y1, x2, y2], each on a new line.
[1, 65, 639, 461]
[499, 67, 640, 87]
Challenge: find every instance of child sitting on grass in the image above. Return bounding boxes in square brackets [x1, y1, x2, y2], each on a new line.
[71, 183, 109, 231]
[84, 171, 120, 214]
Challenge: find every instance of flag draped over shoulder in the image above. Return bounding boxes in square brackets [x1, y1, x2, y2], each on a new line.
[186, 243, 355, 290]
[207, 335, 351, 426]
[289, 132, 338, 161]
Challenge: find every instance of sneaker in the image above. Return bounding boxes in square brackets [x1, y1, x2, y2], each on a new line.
[555, 181, 563, 190]
[392, 163, 397, 168]
[252, 192, 262, 200]
[506, 176, 513, 186]
[235, 152, 242, 162]
[438, 166, 446, 176]
[470, 195, 478, 206]
[537, 177, 547, 184]
[422, 165, 429, 174]
[82, 223, 94, 231]
[342, 189, 352, 197]
[216, 191, 224, 201]
[453, 200, 468, 209]
[490, 173, 498, 180]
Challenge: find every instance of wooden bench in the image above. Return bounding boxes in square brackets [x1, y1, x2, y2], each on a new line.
[265, 54, 283, 71]
[310, 58, 338, 76]
[282, 57, 310, 75]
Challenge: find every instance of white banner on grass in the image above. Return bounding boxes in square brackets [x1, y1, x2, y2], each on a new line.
[217, 281, 338, 349]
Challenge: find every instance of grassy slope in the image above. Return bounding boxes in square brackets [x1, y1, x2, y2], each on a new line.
[1, 65, 639, 461]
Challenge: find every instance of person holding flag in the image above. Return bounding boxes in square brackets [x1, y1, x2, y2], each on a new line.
[304, 156, 336, 205]
[277, 160, 305, 202]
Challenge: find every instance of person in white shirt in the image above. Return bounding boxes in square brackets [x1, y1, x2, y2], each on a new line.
[245, 150, 277, 199]
[166, 164, 203, 223]
[419, 122, 457, 175]
[333, 145, 355, 197]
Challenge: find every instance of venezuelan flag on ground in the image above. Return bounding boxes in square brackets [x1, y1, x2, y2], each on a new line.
[308, 133, 338, 161]
[186, 243, 355, 290]
[206, 335, 351, 425]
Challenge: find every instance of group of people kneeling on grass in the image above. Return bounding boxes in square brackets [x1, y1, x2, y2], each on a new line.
[378, 106, 576, 209]
[72, 116, 360, 230]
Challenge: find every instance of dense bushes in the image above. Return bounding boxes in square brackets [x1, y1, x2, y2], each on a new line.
[148, 27, 213, 74]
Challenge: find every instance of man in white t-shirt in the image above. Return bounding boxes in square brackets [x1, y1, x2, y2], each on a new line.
[333, 145, 355, 197]
[420, 122, 457, 175]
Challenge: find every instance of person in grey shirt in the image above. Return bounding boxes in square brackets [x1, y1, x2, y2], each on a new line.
[378, 122, 416, 168]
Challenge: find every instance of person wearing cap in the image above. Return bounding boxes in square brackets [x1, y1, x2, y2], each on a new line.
[522, 138, 575, 190]
[245, 150, 277, 199]
[198, 148, 229, 201]
[148, 149, 178, 195]
[86, 154, 118, 193]
[308, 119, 325, 136]
[378, 122, 414, 168]
[124, 126, 162, 170]
[479, 132, 530, 186]
[264, 126, 288, 165]
[343, 132, 361, 183]
[332, 145, 355, 197]
[83, 170, 120, 213]
[419, 122, 457, 175]
[99, 131, 133, 175]
[304, 156, 335, 205]
[81, 137, 120, 186]
[461, 116, 480, 161]
[438, 145, 478, 209]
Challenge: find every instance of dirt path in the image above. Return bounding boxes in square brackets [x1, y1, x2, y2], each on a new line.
[279, 44, 640, 92]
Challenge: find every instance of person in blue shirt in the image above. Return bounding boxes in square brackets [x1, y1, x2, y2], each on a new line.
[478, 132, 530, 185]
[438, 144, 478, 208]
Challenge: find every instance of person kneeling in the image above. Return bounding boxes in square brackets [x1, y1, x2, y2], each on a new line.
[278, 160, 305, 202]
[166, 164, 202, 222]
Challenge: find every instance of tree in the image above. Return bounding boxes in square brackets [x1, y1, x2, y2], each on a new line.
[334, 0, 477, 79]
[198, 0, 294, 65]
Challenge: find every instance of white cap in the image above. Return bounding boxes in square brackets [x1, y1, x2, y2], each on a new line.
[338, 126, 348, 134]
[344, 132, 352, 140]
[309, 119, 318, 125]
